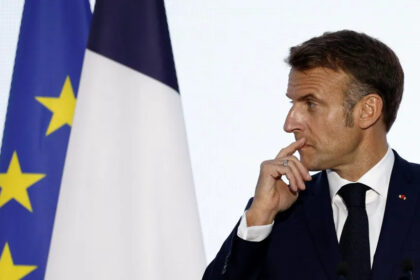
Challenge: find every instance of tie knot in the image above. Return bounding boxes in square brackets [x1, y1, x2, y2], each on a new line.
[338, 183, 370, 208]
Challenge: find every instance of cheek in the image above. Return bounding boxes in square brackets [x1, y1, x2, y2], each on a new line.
[322, 110, 347, 139]
[309, 118, 340, 145]
[324, 125, 360, 155]
[311, 118, 350, 150]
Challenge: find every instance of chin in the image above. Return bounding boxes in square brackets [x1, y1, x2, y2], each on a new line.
[300, 157, 313, 170]
[303, 163, 320, 172]
[300, 155, 322, 171]
[299, 147, 324, 170]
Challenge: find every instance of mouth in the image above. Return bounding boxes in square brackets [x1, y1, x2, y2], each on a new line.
[294, 135, 313, 150]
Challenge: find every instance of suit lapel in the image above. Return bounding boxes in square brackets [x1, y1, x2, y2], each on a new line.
[303, 171, 341, 280]
[372, 151, 420, 280]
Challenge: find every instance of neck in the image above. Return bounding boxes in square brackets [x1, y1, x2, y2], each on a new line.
[333, 133, 388, 181]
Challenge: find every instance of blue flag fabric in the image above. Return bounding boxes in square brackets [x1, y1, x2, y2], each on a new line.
[0, 1, 91, 279]
[88, 0, 179, 92]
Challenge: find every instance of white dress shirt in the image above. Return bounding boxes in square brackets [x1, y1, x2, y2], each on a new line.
[237, 147, 395, 266]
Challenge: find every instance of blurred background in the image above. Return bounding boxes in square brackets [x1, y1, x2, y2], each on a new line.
[1, 0, 420, 262]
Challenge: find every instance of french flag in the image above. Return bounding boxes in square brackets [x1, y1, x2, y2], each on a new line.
[45, 0, 205, 279]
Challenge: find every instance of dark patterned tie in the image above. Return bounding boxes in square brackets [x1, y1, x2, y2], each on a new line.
[338, 183, 371, 280]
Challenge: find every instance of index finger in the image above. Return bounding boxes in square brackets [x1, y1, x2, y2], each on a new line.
[276, 138, 306, 158]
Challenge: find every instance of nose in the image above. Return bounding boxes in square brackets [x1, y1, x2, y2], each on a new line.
[283, 106, 302, 133]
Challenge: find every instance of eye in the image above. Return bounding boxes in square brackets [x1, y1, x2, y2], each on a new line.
[307, 101, 316, 108]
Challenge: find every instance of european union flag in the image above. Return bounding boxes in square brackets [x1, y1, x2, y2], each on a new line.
[0, 1, 91, 279]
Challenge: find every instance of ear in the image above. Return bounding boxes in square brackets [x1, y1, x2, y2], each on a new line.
[357, 94, 383, 129]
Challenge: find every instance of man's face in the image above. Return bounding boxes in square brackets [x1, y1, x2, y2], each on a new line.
[284, 67, 363, 171]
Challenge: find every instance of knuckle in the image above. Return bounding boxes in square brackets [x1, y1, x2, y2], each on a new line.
[260, 161, 269, 168]
[290, 155, 299, 161]
[260, 160, 274, 171]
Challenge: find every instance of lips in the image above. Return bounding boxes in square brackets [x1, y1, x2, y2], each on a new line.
[294, 135, 313, 149]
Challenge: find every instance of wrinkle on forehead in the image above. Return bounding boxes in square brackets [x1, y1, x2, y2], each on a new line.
[286, 67, 350, 100]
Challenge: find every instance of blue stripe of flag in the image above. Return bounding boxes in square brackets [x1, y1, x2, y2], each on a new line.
[88, 0, 179, 92]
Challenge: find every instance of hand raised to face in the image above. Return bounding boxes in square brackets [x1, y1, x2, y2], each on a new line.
[246, 138, 312, 226]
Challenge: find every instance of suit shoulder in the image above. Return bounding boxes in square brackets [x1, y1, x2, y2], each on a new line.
[392, 150, 420, 182]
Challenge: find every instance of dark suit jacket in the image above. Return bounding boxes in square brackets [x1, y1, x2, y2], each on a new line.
[203, 151, 420, 279]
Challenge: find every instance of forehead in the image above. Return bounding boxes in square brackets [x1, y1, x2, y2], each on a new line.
[287, 67, 350, 100]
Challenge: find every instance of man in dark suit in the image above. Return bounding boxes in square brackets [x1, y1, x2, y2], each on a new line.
[203, 30, 420, 280]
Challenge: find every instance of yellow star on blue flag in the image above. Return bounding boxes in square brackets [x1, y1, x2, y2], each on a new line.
[35, 76, 77, 136]
[0, 0, 91, 278]
[0, 151, 46, 212]
[0, 243, 37, 280]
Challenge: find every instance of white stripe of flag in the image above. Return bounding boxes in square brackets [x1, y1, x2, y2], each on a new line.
[45, 1, 206, 279]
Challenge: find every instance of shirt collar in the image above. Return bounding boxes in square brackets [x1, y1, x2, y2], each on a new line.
[327, 146, 395, 199]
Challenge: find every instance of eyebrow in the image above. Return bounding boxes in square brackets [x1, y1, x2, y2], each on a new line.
[286, 93, 323, 103]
